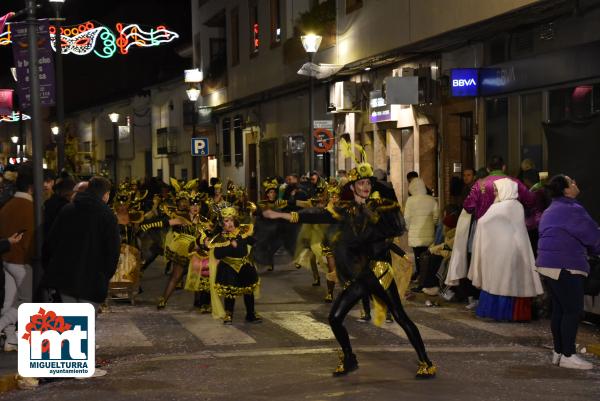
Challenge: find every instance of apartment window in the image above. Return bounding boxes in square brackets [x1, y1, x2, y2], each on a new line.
[270, 0, 282, 46]
[249, 1, 259, 56]
[230, 7, 240, 66]
[222, 117, 232, 165]
[346, 0, 363, 14]
[233, 115, 244, 166]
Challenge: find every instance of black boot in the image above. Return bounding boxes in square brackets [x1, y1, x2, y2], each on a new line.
[224, 298, 235, 325]
[244, 294, 262, 323]
[332, 350, 358, 376]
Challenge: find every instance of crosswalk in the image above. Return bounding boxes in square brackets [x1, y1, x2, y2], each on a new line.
[95, 303, 547, 351]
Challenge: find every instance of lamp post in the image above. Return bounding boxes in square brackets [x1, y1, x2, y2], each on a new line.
[50, 0, 66, 173]
[108, 112, 119, 185]
[185, 68, 203, 179]
[301, 33, 322, 174]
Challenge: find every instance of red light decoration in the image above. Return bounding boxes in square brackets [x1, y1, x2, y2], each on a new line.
[253, 23, 259, 51]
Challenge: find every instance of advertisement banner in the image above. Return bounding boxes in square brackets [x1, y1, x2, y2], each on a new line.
[11, 19, 56, 109]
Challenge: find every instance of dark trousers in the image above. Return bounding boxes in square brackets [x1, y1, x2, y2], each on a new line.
[328, 270, 430, 364]
[412, 246, 429, 277]
[224, 294, 256, 319]
[545, 270, 584, 357]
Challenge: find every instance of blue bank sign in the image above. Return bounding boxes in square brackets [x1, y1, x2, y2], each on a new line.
[450, 68, 479, 97]
[191, 137, 209, 156]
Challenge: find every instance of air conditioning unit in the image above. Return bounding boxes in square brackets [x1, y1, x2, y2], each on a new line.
[156, 127, 178, 155]
[328, 81, 358, 113]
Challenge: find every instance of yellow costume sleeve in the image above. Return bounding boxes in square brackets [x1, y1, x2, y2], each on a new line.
[209, 249, 226, 320]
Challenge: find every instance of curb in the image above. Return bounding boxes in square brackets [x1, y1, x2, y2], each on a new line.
[0, 373, 18, 394]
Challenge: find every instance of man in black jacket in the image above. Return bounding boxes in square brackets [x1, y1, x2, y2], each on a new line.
[43, 177, 120, 308]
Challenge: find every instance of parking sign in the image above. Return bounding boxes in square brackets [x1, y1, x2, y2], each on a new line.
[191, 137, 209, 156]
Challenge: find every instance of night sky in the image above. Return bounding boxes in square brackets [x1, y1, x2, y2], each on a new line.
[1, 0, 192, 113]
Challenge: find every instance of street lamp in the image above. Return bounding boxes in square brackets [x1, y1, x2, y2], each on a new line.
[108, 112, 120, 185]
[51, 124, 59, 136]
[185, 68, 203, 179]
[50, 0, 66, 173]
[301, 33, 322, 174]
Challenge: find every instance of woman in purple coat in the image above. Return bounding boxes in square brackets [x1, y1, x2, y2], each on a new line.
[536, 175, 600, 370]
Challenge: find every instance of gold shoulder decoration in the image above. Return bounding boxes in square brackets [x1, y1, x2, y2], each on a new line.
[239, 224, 254, 238]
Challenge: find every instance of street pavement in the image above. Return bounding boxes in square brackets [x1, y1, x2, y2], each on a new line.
[2, 253, 600, 400]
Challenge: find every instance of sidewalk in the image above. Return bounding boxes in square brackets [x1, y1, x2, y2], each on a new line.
[408, 290, 600, 358]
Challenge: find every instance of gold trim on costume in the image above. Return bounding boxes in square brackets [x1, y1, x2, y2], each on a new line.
[371, 261, 394, 290]
[290, 211, 299, 223]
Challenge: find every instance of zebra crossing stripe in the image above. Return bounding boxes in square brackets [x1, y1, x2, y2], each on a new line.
[348, 310, 453, 340]
[381, 322, 454, 340]
[97, 316, 152, 348]
[453, 318, 545, 338]
[260, 311, 337, 340]
[172, 313, 257, 346]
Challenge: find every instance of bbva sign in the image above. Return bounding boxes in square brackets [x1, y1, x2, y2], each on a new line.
[452, 78, 477, 87]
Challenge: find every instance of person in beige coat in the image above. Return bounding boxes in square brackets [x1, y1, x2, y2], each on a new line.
[404, 178, 439, 282]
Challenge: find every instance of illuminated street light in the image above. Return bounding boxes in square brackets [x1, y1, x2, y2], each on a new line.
[51, 124, 60, 135]
[10, 135, 18, 144]
[300, 33, 322, 173]
[108, 112, 120, 123]
[186, 87, 201, 102]
[301, 34, 322, 53]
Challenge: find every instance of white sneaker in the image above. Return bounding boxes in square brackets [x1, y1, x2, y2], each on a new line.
[552, 351, 561, 366]
[3, 343, 17, 352]
[440, 289, 455, 301]
[465, 299, 479, 310]
[559, 354, 593, 370]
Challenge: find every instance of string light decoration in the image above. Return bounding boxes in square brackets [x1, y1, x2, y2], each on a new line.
[0, 21, 179, 58]
[0, 111, 31, 122]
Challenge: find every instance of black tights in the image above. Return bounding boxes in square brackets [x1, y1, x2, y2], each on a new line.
[224, 294, 256, 318]
[328, 270, 431, 364]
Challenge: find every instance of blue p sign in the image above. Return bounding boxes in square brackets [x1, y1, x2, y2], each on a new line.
[191, 137, 209, 156]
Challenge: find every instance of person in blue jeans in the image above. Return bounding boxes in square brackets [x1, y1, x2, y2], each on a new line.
[536, 174, 600, 370]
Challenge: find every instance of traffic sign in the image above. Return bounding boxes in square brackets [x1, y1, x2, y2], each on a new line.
[191, 137, 209, 156]
[313, 128, 334, 153]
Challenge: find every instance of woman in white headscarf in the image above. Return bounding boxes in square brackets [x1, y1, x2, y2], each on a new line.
[468, 178, 543, 321]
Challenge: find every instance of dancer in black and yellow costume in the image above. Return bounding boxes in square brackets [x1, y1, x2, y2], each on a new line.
[253, 178, 286, 271]
[110, 183, 146, 302]
[140, 178, 200, 309]
[263, 163, 436, 379]
[185, 192, 214, 313]
[206, 206, 261, 325]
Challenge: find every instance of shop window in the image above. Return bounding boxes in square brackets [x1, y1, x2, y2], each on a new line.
[230, 7, 240, 66]
[249, 1, 259, 56]
[346, 0, 363, 14]
[485, 98, 509, 164]
[222, 117, 232, 165]
[549, 84, 599, 122]
[521, 93, 546, 171]
[270, 0, 282, 46]
[233, 115, 244, 166]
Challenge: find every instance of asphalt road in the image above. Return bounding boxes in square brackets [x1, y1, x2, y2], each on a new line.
[3, 254, 600, 401]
